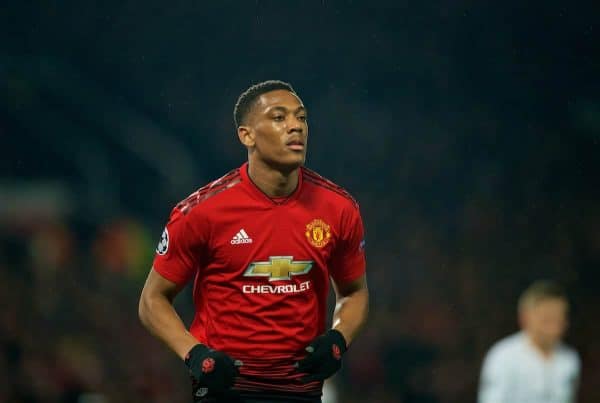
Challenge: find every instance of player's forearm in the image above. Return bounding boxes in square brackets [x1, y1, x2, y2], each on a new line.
[332, 287, 369, 346]
[138, 293, 199, 360]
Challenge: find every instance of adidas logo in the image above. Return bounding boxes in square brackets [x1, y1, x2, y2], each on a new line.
[231, 229, 253, 245]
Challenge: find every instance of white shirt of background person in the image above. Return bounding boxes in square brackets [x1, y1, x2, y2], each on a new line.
[478, 280, 580, 403]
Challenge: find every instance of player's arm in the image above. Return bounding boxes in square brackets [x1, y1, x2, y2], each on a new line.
[140, 267, 241, 397]
[332, 274, 369, 346]
[297, 202, 368, 382]
[138, 267, 199, 359]
[141, 209, 241, 397]
[296, 274, 368, 383]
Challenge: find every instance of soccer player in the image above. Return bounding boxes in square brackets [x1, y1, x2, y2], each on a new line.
[138, 80, 369, 402]
[478, 280, 580, 403]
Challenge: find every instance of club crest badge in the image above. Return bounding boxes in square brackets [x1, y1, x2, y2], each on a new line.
[305, 219, 331, 248]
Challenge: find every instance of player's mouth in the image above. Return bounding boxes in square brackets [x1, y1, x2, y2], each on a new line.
[286, 140, 305, 151]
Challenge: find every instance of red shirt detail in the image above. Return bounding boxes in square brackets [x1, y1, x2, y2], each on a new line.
[152, 163, 366, 393]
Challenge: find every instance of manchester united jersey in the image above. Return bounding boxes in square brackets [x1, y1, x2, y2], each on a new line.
[152, 162, 366, 395]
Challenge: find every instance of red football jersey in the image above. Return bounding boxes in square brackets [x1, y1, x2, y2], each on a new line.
[152, 162, 366, 395]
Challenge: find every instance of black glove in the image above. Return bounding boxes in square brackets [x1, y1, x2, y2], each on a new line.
[295, 329, 347, 383]
[185, 344, 243, 399]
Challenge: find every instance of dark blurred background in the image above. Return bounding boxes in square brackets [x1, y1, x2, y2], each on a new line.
[1, 1, 599, 402]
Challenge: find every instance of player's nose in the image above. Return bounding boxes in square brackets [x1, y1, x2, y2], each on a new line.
[287, 118, 304, 134]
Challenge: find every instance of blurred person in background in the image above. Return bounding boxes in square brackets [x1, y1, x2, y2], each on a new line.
[478, 280, 580, 403]
[138, 80, 369, 403]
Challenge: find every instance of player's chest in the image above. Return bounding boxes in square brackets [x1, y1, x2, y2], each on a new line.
[207, 206, 338, 269]
[512, 355, 576, 402]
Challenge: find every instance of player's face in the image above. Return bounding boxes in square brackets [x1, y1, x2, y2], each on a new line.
[244, 89, 308, 171]
[522, 298, 568, 349]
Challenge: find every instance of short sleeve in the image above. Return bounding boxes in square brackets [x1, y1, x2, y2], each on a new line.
[152, 207, 207, 285]
[329, 203, 366, 285]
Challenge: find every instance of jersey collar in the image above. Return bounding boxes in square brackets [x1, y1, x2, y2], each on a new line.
[240, 162, 303, 205]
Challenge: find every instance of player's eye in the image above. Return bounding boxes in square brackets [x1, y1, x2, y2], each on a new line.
[273, 115, 285, 121]
[297, 115, 307, 122]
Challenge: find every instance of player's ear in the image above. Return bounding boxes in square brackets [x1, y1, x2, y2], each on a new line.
[238, 126, 255, 147]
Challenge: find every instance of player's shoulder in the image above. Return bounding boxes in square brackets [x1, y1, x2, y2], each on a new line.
[301, 166, 359, 209]
[485, 332, 525, 362]
[174, 168, 243, 215]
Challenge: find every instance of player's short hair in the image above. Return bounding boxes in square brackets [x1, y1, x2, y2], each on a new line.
[518, 280, 568, 312]
[233, 80, 296, 127]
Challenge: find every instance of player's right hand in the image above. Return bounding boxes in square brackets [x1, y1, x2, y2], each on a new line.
[184, 344, 243, 399]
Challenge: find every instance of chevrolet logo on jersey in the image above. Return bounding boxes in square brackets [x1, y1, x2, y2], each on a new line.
[243, 256, 313, 281]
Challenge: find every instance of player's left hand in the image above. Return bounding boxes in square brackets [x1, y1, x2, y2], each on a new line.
[295, 329, 347, 383]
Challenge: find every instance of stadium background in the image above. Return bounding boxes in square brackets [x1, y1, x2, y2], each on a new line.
[1, 1, 599, 402]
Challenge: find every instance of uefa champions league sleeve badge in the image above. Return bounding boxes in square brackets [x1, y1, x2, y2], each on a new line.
[156, 228, 169, 255]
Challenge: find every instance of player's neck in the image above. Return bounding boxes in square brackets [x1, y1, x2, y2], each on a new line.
[525, 331, 556, 359]
[247, 159, 300, 198]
